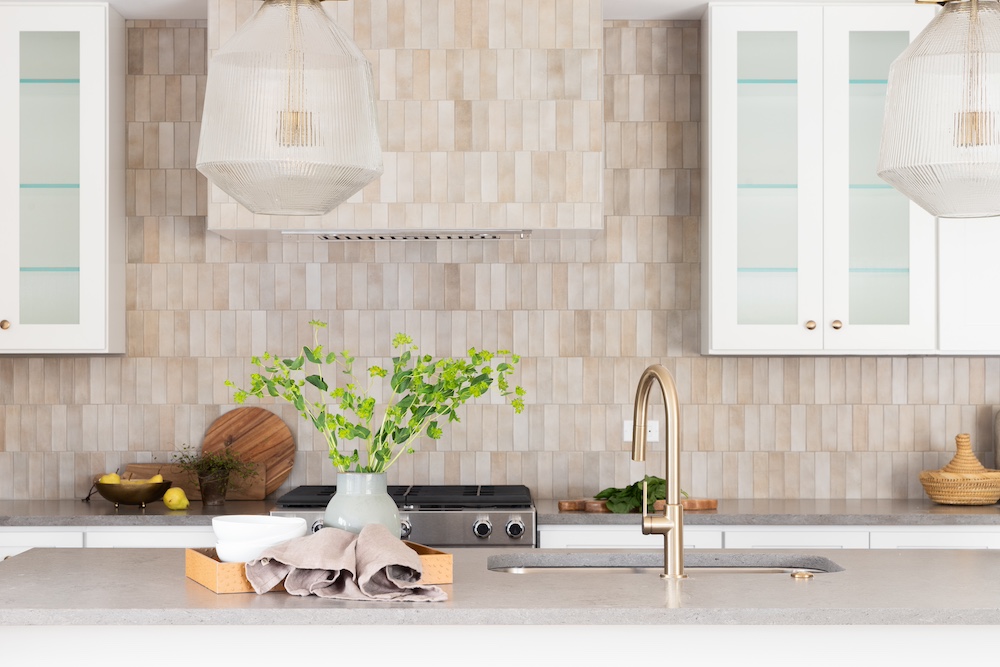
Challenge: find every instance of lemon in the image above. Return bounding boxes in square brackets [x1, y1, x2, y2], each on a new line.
[98, 473, 121, 485]
[163, 487, 189, 510]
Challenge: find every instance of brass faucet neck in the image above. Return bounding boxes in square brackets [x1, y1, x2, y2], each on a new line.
[630, 363, 685, 579]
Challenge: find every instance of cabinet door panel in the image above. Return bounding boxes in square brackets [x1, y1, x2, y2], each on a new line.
[870, 530, 1000, 550]
[704, 6, 825, 353]
[821, 6, 937, 352]
[0, 5, 123, 354]
[724, 528, 869, 549]
[85, 527, 216, 548]
[0, 529, 85, 549]
[537, 525, 723, 550]
[939, 218, 1000, 352]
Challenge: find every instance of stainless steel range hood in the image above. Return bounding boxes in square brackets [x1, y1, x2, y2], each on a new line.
[284, 229, 533, 242]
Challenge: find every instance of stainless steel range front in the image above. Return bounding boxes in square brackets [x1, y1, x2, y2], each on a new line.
[270, 484, 536, 548]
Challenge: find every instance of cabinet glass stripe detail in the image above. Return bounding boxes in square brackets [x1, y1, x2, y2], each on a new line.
[849, 184, 893, 189]
[19, 267, 80, 272]
[19, 79, 80, 84]
[736, 268, 909, 273]
[849, 268, 909, 273]
[20, 184, 80, 189]
[737, 184, 797, 189]
[737, 79, 797, 84]
[849, 79, 888, 84]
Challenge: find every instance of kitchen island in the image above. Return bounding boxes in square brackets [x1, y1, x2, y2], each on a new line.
[1, 545, 998, 665]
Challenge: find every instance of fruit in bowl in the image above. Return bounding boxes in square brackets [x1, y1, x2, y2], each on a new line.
[93, 473, 172, 508]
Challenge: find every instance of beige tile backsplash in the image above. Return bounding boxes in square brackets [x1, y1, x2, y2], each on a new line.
[0, 14, 996, 502]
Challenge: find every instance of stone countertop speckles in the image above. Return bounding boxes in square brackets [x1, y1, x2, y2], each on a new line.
[2, 545, 1000, 625]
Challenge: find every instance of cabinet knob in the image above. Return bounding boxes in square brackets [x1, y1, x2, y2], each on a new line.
[0, 320, 9, 330]
[831, 320, 843, 330]
[805, 320, 817, 330]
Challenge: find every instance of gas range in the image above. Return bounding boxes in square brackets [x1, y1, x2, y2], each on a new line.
[270, 484, 536, 548]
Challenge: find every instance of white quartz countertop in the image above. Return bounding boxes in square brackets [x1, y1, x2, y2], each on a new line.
[2, 545, 1000, 626]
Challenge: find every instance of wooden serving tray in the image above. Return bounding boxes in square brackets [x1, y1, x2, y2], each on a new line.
[558, 498, 718, 513]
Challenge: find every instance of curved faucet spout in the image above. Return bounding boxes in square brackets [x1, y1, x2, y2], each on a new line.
[630, 363, 685, 579]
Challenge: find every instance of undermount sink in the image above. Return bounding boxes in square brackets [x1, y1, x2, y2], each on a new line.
[487, 552, 845, 575]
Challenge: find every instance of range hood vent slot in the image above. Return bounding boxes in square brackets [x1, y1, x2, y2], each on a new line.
[283, 230, 532, 242]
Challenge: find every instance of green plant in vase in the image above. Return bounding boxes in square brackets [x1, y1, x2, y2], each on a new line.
[225, 321, 526, 535]
[171, 442, 258, 506]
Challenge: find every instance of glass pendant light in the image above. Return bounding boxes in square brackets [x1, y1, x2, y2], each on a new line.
[196, 0, 382, 216]
[878, 0, 1000, 218]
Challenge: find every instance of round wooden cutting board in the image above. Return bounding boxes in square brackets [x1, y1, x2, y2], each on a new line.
[201, 407, 296, 496]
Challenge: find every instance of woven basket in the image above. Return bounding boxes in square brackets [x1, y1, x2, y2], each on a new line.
[919, 433, 1000, 505]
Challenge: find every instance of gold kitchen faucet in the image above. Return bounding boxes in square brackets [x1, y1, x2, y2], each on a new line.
[630, 364, 686, 579]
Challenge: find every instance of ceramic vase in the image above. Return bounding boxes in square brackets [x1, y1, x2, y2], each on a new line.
[324, 472, 400, 538]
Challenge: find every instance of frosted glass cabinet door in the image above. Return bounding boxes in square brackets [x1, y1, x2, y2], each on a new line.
[703, 6, 825, 352]
[703, 3, 937, 355]
[821, 6, 937, 352]
[0, 4, 124, 354]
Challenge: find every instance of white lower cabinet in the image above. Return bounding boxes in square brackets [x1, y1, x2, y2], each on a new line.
[538, 525, 723, 550]
[723, 527, 870, 549]
[0, 526, 215, 557]
[0, 528, 85, 559]
[869, 527, 1000, 550]
[537, 524, 1000, 550]
[84, 526, 215, 548]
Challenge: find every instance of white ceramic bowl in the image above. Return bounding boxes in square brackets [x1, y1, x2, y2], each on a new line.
[211, 515, 307, 543]
[214, 536, 288, 563]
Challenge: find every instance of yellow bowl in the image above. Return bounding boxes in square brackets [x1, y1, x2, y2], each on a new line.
[95, 481, 173, 508]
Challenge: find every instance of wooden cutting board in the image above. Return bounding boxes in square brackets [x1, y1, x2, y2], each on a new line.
[558, 498, 718, 513]
[200, 407, 296, 497]
[123, 463, 266, 501]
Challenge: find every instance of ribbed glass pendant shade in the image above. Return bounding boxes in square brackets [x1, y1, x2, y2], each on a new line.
[878, 0, 1000, 218]
[197, 0, 382, 216]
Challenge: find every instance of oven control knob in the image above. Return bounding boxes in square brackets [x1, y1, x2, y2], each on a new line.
[473, 518, 493, 539]
[399, 518, 412, 540]
[310, 519, 325, 533]
[505, 518, 526, 539]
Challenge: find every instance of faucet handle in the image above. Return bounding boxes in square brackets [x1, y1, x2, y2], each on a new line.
[641, 479, 649, 519]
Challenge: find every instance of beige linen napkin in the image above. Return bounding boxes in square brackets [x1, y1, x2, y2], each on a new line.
[245, 524, 447, 602]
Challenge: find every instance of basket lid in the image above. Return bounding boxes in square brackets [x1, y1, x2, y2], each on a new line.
[939, 433, 988, 474]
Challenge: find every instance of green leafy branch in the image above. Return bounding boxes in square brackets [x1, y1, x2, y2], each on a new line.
[225, 321, 526, 474]
[595, 476, 688, 513]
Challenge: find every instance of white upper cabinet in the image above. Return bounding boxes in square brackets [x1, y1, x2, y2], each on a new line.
[939, 218, 1000, 353]
[0, 3, 125, 354]
[702, 3, 937, 355]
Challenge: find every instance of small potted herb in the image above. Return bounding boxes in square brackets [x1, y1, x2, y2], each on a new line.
[171, 443, 258, 506]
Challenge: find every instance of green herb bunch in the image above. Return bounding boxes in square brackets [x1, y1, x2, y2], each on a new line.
[595, 476, 688, 513]
[226, 321, 526, 474]
[171, 443, 258, 483]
